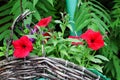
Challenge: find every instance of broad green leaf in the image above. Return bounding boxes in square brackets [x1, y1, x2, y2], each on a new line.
[93, 64, 103, 72]
[54, 20, 62, 24]
[92, 58, 103, 63]
[87, 55, 95, 61]
[67, 24, 73, 32]
[87, 55, 102, 63]
[95, 55, 109, 61]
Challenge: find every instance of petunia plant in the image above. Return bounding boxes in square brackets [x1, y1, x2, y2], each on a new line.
[12, 14, 109, 72]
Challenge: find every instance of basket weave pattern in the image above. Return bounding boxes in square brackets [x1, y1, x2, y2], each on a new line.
[0, 57, 100, 80]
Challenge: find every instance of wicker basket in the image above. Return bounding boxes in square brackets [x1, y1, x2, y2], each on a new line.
[0, 57, 101, 80]
[0, 10, 102, 80]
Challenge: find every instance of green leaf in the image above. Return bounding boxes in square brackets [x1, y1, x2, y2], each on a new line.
[10, 0, 20, 14]
[0, 52, 5, 57]
[70, 47, 81, 53]
[45, 46, 55, 54]
[75, 8, 89, 26]
[87, 55, 95, 61]
[91, 13, 109, 32]
[0, 16, 12, 24]
[0, 23, 11, 33]
[60, 49, 69, 58]
[0, 9, 11, 16]
[0, 30, 11, 41]
[95, 55, 109, 61]
[93, 64, 103, 72]
[24, 15, 32, 26]
[89, 1, 110, 21]
[24, 1, 34, 10]
[47, 0, 54, 6]
[33, 9, 41, 21]
[67, 24, 73, 32]
[33, 0, 39, 7]
[113, 56, 120, 80]
[76, 19, 91, 31]
[93, 58, 103, 63]
[54, 20, 62, 24]
[65, 38, 80, 42]
[87, 55, 102, 63]
[26, 35, 37, 39]
[91, 18, 105, 34]
[88, 23, 99, 31]
[0, 1, 14, 11]
[38, 3, 48, 12]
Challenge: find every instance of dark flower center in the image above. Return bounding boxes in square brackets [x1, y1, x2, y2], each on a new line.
[91, 39, 95, 43]
[22, 45, 26, 48]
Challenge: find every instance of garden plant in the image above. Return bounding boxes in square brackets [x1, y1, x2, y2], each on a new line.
[0, 0, 120, 80]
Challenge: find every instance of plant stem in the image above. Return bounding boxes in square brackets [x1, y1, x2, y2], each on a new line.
[20, 0, 23, 14]
[86, 50, 96, 67]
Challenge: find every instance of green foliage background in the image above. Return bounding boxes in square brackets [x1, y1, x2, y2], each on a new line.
[0, 0, 120, 80]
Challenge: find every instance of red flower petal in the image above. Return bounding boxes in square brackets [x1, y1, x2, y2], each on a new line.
[12, 36, 33, 58]
[13, 49, 29, 58]
[68, 36, 80, 40]
[68, 36, 83, 46]
[34, 16, 52, 28]
[71, 42, 83, 46]
[80, 29, 104, 50]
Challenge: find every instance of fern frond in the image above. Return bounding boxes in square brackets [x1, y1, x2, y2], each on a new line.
[74, 1, 111, 34]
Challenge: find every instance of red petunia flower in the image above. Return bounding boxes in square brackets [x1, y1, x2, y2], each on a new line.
[12, 36, 33, 58]
[68, 36, 83, 46]
[34, 16, 52, 28]
[80, 29, 104, 50]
